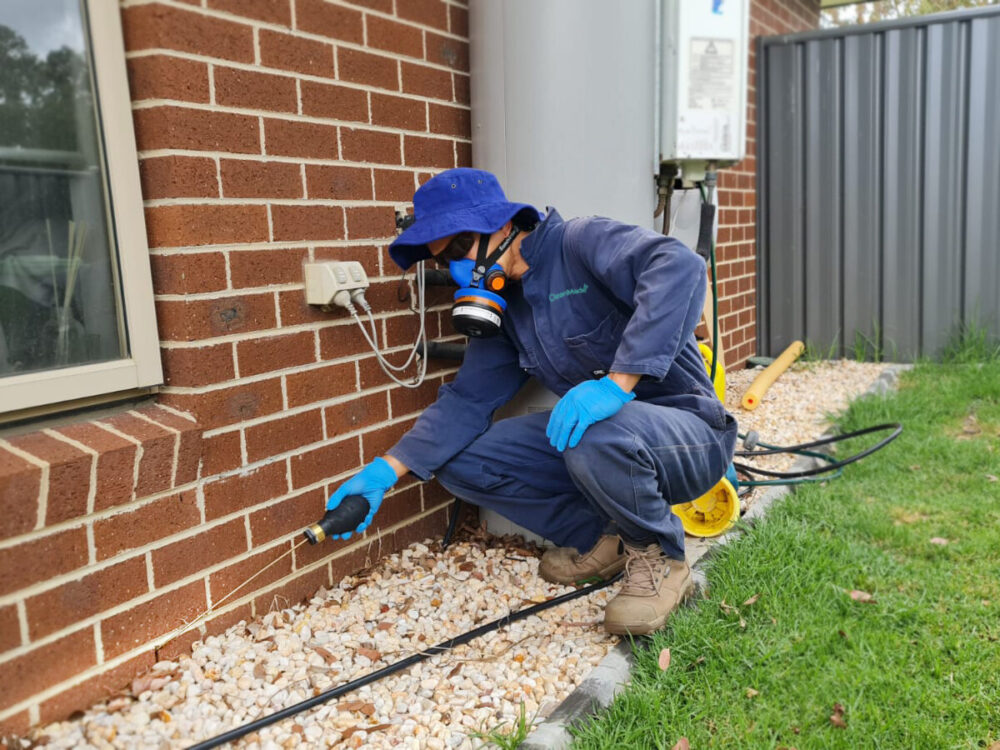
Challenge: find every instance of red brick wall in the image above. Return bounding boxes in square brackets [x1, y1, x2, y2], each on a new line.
[0, 0, 820, 732]
[0, 0, 468, 732]
[716, 0, 820, 368]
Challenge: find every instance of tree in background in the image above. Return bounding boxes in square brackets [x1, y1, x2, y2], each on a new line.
[822, 0, 998, 27]
[0, 24, 89, 154]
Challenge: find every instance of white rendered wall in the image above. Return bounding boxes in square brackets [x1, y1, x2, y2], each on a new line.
[470, 0, 659, 229]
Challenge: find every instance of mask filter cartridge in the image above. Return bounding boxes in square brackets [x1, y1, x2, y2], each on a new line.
[451, 288, 507, 338]
[446, 228, 518, 338]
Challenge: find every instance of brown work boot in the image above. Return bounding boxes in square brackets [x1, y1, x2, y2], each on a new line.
[602, 542, 693, 635]
[538, 534, 627, 585]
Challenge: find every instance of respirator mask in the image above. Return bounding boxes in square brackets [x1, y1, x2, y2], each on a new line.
[434, 227, 521, 338]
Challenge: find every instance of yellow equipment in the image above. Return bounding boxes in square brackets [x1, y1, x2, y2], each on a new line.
[698, 342, 726, 403]
[672, 475, 740, 537]
[672, 341, 740, 537]
[741, 340, 805, 411]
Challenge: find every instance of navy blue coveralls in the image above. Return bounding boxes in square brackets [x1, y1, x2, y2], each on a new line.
[387, 209, 738, 560]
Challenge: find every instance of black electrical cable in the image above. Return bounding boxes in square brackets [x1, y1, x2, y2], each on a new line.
[441, 497, 464, 549]
[187, 572, 623, 749]
[696, 181, 720, 388]
[733, 422, 903, 480]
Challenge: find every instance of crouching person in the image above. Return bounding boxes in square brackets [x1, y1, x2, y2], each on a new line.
[325, 168, 737, 635]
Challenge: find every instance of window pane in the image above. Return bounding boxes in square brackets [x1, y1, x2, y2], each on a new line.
[0, 0, 125, 378]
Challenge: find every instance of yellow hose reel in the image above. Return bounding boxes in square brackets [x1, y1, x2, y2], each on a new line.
[672, 475, 740, 537]
[671, 341, 739, 537]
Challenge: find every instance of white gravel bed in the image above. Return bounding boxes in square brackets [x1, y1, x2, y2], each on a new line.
[26, 359, 888, 749]
[30, 536, 616, 750]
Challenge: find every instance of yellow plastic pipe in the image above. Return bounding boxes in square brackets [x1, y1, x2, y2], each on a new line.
[741, 340, 805, 411]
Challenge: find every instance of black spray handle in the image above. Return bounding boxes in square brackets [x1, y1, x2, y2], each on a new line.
[303, 495, 370, 544]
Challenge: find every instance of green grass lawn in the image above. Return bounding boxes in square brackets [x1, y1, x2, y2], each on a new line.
[569, 353, 1000, 749]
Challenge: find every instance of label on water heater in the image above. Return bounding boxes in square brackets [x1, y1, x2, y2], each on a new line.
[676, 36, 738, 157]
[688, 38, 736, 110]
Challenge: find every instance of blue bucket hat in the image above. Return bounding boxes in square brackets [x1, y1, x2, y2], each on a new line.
[388, 168, 541, 270]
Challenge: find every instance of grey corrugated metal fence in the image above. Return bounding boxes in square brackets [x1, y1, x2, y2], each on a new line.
[757, 6, 1000, 361]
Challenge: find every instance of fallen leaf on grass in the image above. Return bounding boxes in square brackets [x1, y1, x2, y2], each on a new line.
[719, 599, 737, 615]
[671, 738, 690, 750]
[838, 630, 849, 640]
[929, 537, 949, 546]
[848, 589, 876, 604]
[830, 702, 847, 728]
[746, 688, 759, 699]
[742, 593, 760, 607]
[987, 474, 999, 483]
[658, 648, 671, 671]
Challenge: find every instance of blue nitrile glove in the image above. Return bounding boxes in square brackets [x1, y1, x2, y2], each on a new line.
[325, 457, 398, 539]
[546, 377, 636, 452]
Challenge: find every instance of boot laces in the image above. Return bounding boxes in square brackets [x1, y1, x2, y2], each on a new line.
[621, 543, 667, 595]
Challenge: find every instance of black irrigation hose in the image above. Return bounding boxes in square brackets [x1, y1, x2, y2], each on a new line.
[733, 422, 903, 480]
[187, 572, 623, 749]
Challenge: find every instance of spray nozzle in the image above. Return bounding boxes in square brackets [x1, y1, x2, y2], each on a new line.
[303, 495, 371, 544]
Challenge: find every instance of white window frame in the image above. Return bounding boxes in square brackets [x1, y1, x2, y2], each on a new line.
[1, 0, 162, 417]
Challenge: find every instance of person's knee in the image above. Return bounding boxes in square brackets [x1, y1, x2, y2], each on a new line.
[563, 421, 634, 478]
[434, 453, 479, 492]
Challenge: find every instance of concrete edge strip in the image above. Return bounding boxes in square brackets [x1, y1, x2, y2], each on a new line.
[520, 364, 911, 749]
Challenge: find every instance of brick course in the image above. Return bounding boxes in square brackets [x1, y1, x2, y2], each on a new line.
[139, 155, 218, 199]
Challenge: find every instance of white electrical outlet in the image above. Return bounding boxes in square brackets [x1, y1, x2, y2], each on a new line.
[303, 261, 369, 306]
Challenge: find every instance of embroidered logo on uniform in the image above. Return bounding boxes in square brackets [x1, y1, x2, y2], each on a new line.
[549, 283, 588, 303]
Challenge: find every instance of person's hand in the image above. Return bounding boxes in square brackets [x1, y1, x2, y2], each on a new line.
[546, 377, 636, 452]
[325, 457, 398, 539]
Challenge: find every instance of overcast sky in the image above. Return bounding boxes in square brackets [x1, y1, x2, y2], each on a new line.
[0, 0, 84, 57]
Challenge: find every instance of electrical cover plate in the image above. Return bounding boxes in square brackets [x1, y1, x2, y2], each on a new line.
[303, 260, 368, 306]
